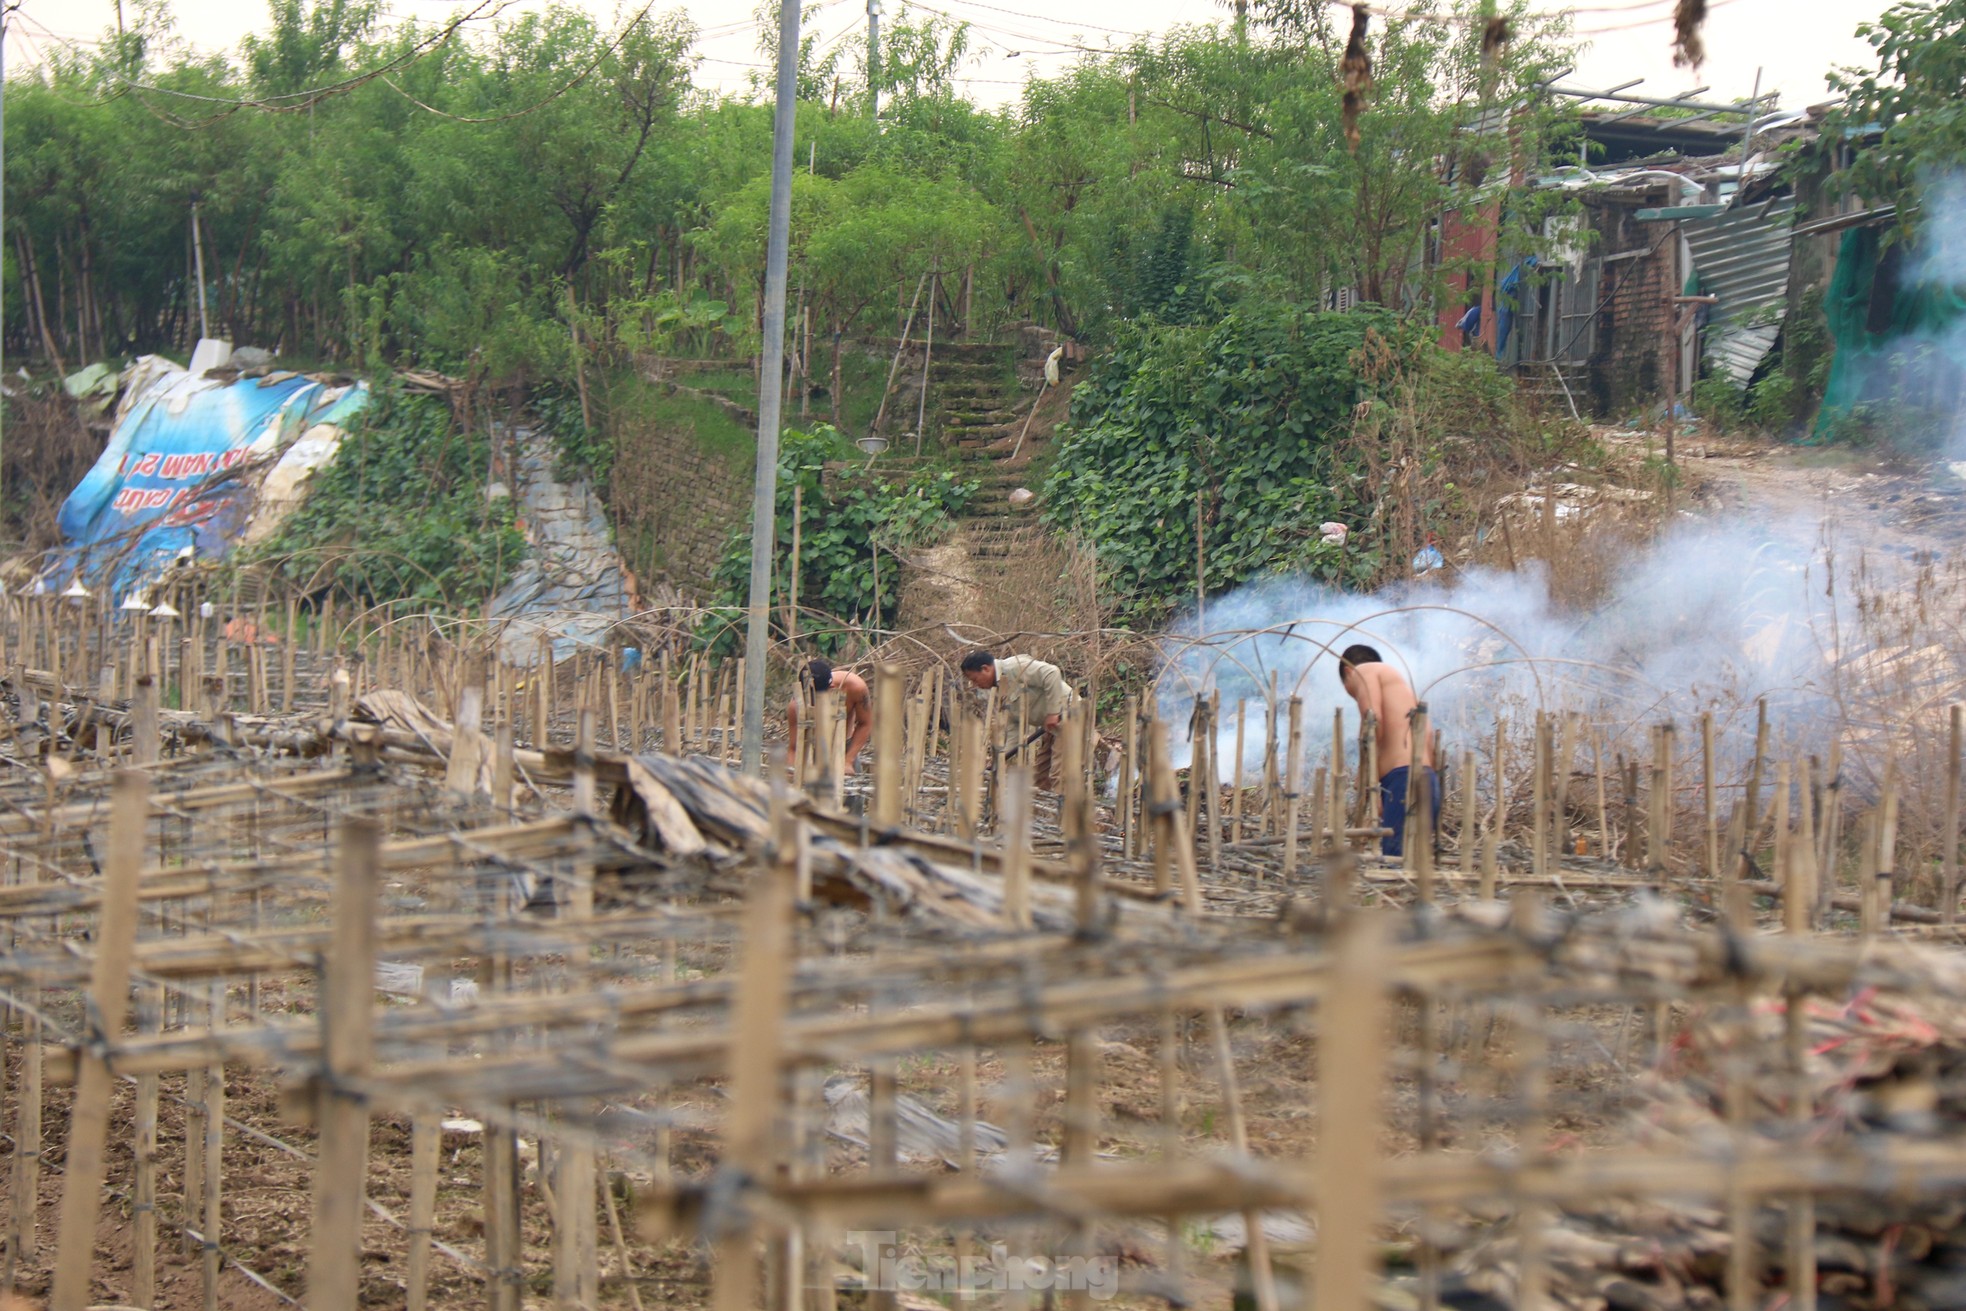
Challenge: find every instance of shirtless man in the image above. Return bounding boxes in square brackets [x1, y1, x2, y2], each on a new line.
[786, 659, 873, 776]
[1337, 643, 1439, 857]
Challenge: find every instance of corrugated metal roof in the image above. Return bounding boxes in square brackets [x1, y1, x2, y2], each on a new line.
[1684, 196, 1795, 384]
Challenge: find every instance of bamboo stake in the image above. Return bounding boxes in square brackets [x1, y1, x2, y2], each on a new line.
[1119, 696, 1138, 859]
[714, 787, 799, 1311]
[1701, 712, 1719, 882]
[874, 664, 905, 828]
[1001, 764, 1034, 930]
[1482, 718, 1505, 897]
[406, 1117, 440, 1311]
[1877, 768, 1900, 931]
[1206, 1007, 1277, 1311]
[132, 982, 163, 1311]
[1945, 705, 1964, 925]
[1148, 718, 1176, 900]
[201, 978, 223, 1311]
[306, 815, 381, 1311]
[1815, 741, 1843, 928]
[1281, 697, 1304, 886]
[1313, 913, 1390, 1311]
[1407, 703, 1431, 893]
[1331, 709, 1347, 847]
[1459, 747, 1477, 881]
[49, 770, 149, 1311]
[1531, 713, 1550, 881]
[1231, 699, 1247, 845]
[1785, 990, 1817, 1311]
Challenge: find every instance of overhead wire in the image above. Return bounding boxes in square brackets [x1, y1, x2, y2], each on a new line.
[19, 0, 512, 125]
[377, 0, 666, 123]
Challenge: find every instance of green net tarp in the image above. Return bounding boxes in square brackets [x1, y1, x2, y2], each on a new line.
[1813, 225, 1966, 441]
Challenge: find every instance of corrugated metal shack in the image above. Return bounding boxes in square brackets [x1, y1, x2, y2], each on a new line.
[1465, 103, 1831, 421]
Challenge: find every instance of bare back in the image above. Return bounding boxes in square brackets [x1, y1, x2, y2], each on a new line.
[1346, 662, 1432, 779]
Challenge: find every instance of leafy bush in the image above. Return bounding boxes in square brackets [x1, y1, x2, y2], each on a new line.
[1691, 374, 1748, 432]
[257, 382, 525, 608]
[712, 425, 976, 650]
[1044, 303, 1419, 624]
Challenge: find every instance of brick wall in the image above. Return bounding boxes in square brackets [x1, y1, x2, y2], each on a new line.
[607, 404, 752, 599]
[1584, 196, 1682, 419]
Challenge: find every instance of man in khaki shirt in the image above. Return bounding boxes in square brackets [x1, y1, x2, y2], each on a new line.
[959, 649, 1079, 788]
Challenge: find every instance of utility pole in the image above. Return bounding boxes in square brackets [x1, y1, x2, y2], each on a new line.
[739, 0, 804, 775]
[191, 199, 211, 342]
[867, 0, 881, 119]
[2, 2, 12, 519]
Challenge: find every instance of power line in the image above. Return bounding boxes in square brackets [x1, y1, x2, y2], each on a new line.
[378, 0, 666, 123]
[931, 0, 1144, 39]
[82, 0, 510, 120]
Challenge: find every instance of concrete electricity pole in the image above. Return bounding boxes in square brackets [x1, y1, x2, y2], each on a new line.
[867, 0, 881, 119]
[739, 0, 805, 775]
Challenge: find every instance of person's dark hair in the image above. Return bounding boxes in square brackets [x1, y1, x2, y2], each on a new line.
[959, 650, 996, 674]
[804, 658, 834, 692]
[1337, 644, 1382, 679]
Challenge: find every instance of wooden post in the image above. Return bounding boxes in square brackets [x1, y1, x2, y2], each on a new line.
[1701, 712, 1719, 883]
[1281, 697, 1304, 885]
[1459, 747, 1477, 881]
[874, 664, 905, 828]
[1331, 709, 1348, 851]
[1001, 764, 1034, 930]
[132, 982, 163, 1311]
[1876, 769, 1899, 931]
[1530, 713, 1549, 880]
[49, 771, 149, 1311]
[307, 816, 382, 1311]
[406, 1117, 440, 1311]
[1231, 699, 1248, 844]
[1406, 703, 1431, 894]
[1119, 696, 1138, 859]
[201, 979, 224, 1311]
[714, 788, 799, 1311]
[1148, 718, 1176, 899]
[556, 710, 601, 1311]
[1312, 913, 1391, 1311]
[1943, 705, 1962, 925]
[809, 687, 837, 800]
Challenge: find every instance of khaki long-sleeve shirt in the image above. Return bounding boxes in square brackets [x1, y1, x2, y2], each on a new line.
[992, 654, 1078, 725]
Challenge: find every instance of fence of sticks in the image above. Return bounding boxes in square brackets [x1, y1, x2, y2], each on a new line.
[0, 583, 1963, 1311]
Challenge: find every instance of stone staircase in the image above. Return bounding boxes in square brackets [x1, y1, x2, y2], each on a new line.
[932, 342, 1037, 560]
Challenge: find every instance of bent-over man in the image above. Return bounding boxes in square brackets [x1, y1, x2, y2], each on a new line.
[1337, 643, 1438, 858]
[786, 658, 872, 777]
[959, 649, 1079, 789]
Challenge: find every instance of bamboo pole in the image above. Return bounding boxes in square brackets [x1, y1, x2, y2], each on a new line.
[201, 977, 224, 1311]
[1281, 697, 1304, 886]
[874, 664, 905, 828]
[49, 770, 149, 1311]
[1459, 747, 1477, 882]
[714, 786, 799, 1311]
[1945, 705, 1963, 925]
[1312, 913, 1390, 1311]
[307, 815, 382, 1311]
[1001, 764, 1034, 931]
[1407, 703, 1431, 894]
[1231, 699, 1247, 845]
[132, 982, 163, 1311]
[406, 1116, 440, 1311]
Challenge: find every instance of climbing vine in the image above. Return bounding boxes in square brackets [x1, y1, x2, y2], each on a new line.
[258, 382, 525, 609]
[709, 426, 976, 652]
[1045, 304, 1421, 625]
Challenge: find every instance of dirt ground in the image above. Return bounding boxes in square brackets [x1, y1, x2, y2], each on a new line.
[1645, 429, 1966, 558]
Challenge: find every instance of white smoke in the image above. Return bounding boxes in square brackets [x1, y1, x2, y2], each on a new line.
[1155, 514, 1916, 782]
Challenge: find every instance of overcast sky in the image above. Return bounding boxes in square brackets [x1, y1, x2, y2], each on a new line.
[7, 0, 1894, 112]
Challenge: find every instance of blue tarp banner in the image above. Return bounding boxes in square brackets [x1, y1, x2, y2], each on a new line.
[55, 365, 366, 591]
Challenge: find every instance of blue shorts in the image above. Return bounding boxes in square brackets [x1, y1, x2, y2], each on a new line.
[1379, 766, 1441, 858]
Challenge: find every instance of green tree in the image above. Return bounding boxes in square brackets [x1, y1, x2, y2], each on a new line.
[1826, 0, 1966, 229]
